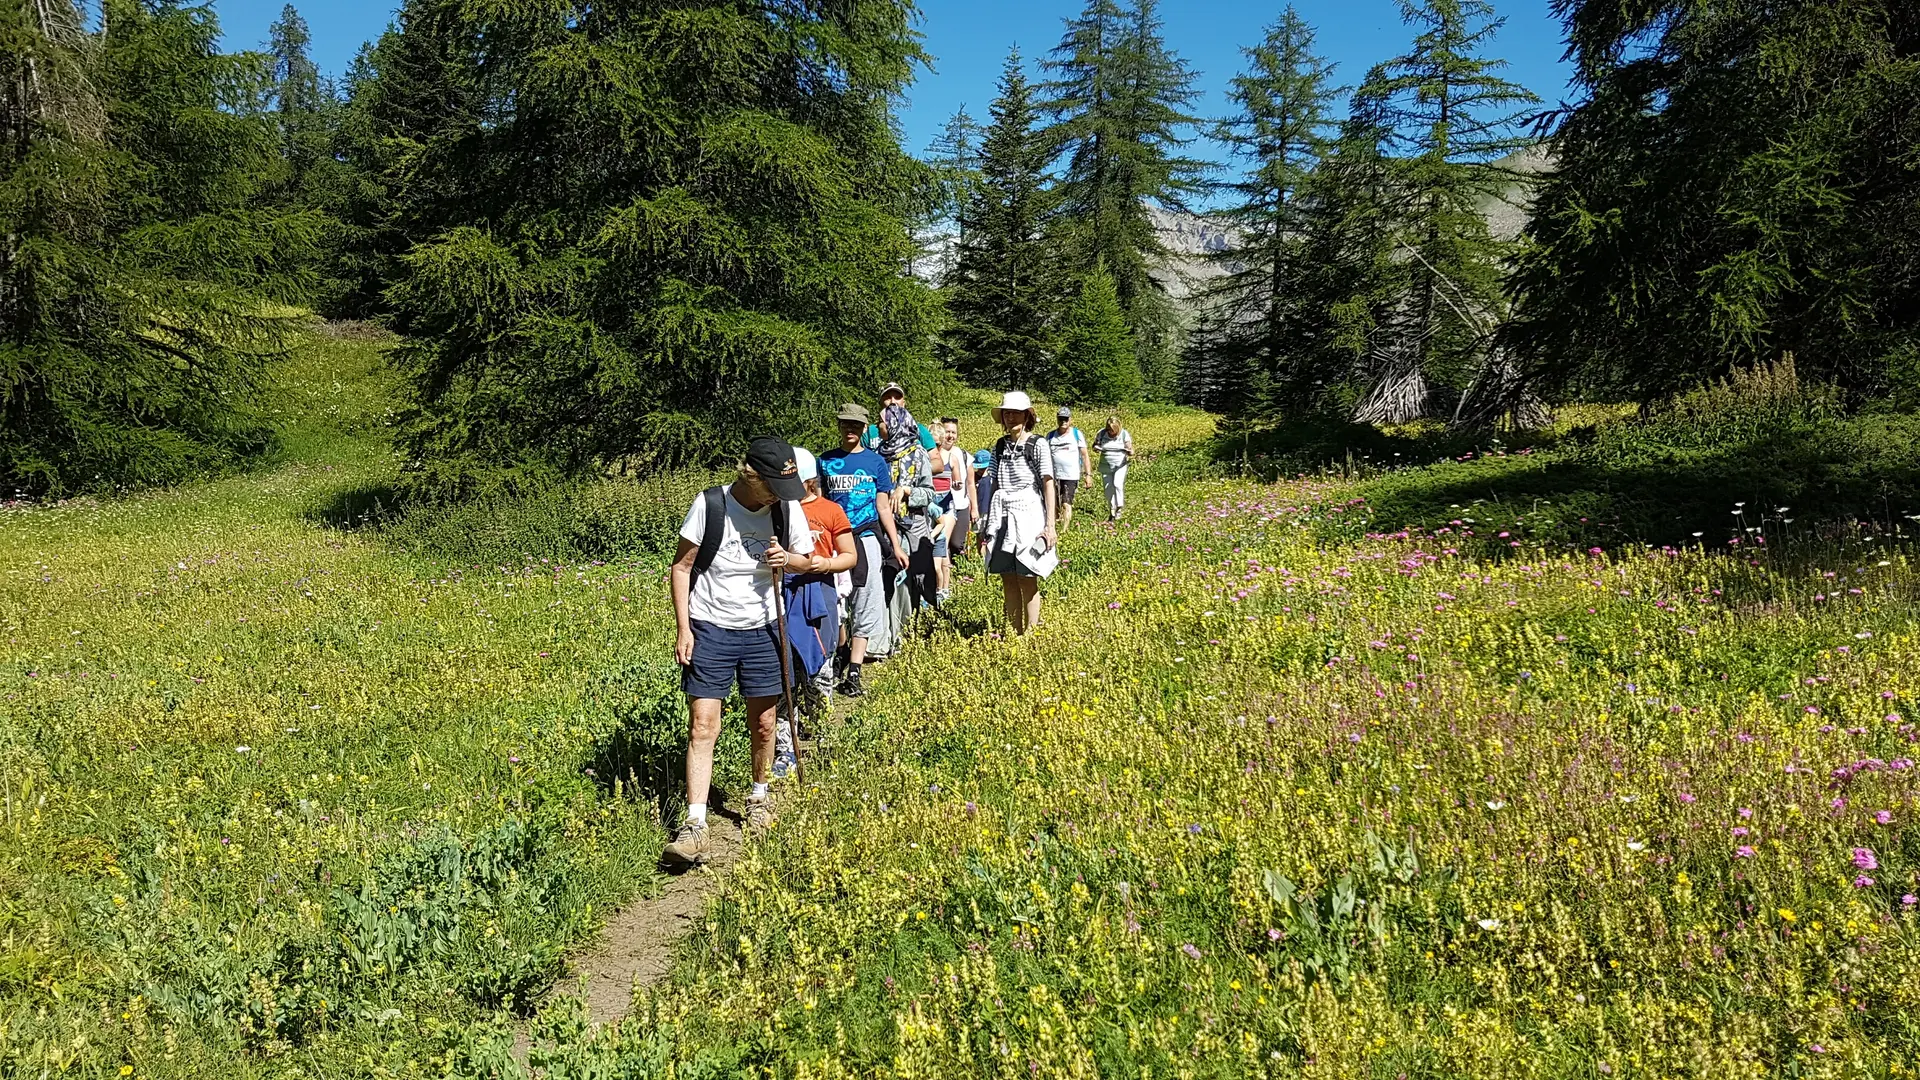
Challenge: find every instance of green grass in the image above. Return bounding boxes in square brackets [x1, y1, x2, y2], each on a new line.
[10, 331, 1919, 1078]
[498, 467, 1920, 1079]
[0, 333, 707, 1075]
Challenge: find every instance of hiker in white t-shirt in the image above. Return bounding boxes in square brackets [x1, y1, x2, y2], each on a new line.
[663, 437, 814, 866]
[1045, 406, 1092, 532]
[1092, 414, 1135, 521]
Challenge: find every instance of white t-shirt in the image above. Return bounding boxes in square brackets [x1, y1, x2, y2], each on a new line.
[1046, 426, 1086, 481]
[943, 446, 971, 510]
[1093, 427, 1133, 470]
[679, 490, 814, 630]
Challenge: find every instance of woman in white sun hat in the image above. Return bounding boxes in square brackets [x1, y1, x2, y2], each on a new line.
[979, 390, 1058, 633]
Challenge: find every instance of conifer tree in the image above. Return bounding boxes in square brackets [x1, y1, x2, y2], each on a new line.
[942, 50, 1059, 391]
[924, 109, 983, 239]
[381, 0, 940, 492]
[1054, 266, 1140, 403]
[1286, 68, 1413, 415]
[267, 5, 325, 185]
[1355, 0, 1536, 425]
[2, 0, 320, 494]
[1506, 0, 1920, 404]
[1186, 8, 1339, 417]
[1043, 0, 1207, 399]
[326, 0, 483, 315]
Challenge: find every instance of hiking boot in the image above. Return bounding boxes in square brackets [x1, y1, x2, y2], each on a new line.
[745, 793, 776, 833]
[662, 819, 711, 866]
[771, 750, 797, 780]
[840, 669, 865, 697]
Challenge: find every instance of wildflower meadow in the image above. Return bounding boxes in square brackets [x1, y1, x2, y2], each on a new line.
[4, 334, 1918, 1077]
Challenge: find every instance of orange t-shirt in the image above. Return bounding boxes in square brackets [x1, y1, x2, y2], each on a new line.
[799, 496, 851, 574]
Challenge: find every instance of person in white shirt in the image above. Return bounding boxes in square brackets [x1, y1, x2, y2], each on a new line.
[1092, 415, 1135, 521]
[1045, 406, 1092, 532]
[980, 391, 1057, 634]
[663, 437, 814, 865]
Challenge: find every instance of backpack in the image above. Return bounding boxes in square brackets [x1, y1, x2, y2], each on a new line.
[994, 435, 1047, 495]
[690, 486, 791, 586]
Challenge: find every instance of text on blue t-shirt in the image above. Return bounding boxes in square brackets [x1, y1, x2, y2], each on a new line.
[818, 447, 894, 529]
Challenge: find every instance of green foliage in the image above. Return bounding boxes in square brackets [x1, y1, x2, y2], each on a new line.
[1352, 0, 1539, 426]
[916, 108, 984, 276]
[1183, 8, 1341, 417]
[1043, 0, 1207, 399]
[1507, 0, 1920, 404]
[1321, 361, 1920, 554]
[373, 0, 941, 497]
[1052, 266, 1140, 404]
[1, 0, 323, 496]
[943, 50, 1062, 392]
[0, 332, 685, 1072]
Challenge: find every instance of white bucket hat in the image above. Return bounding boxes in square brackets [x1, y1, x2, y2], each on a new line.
[998, 390, 1034, 412]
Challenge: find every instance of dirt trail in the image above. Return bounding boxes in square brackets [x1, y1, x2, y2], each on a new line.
[548, 813, 746, 1024]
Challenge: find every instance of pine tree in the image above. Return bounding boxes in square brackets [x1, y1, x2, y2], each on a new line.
[923, 109, 983, 238]
[942, 49, 1060, 391]
[1187, 8, 1340, 417]
[1043, 0, 1207, 399]
[1506, 0, 1920, 405]
[325, 0, 485, 316]
[2, 0, 320, 495]
[1054, 265, 1140, 403]
[267, 5, 325, 184]
[381, 0, 940, 493]
[1355, 0, 1536, 425]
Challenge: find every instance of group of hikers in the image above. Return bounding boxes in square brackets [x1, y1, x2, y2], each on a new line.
[663, 384, 1137, 863]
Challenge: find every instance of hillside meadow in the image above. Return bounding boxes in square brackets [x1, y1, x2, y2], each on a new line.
[3, 331, 1916, 1077]
[0, 333, 1213, 1076]
[492, 473, 1920, 1077]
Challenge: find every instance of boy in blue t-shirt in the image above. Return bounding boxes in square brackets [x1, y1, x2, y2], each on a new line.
[818, 403, 907, 697]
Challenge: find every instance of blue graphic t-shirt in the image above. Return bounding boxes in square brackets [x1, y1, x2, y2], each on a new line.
[819, 447, 894, 530]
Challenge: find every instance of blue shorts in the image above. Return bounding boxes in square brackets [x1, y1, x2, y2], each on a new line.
[682, 619, 784, 701]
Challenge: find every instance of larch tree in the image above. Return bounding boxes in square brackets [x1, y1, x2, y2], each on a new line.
[1187, 7, 1340, 418]
[1505, 0, 1920, 406]
[2, 0, 319, 495]
[942, 49, 1060, 391]
[919, 107, 983, 268]
[1356, 0, 1536, 426]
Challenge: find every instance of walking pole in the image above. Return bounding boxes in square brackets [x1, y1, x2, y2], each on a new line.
[771, 542, 806, 787]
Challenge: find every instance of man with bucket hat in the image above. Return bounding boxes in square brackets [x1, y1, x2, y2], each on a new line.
[663, 437, 815, 865]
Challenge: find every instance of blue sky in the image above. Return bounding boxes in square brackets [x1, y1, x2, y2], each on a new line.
[218, 0, 1577, 158]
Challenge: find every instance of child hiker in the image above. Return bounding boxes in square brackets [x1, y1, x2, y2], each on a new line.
[774, 447, 856, 779]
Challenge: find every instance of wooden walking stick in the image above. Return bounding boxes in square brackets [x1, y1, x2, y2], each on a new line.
[771, 545, 806, 787]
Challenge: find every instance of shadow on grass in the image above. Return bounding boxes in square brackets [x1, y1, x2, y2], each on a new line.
[305, 481, 403, 531]
[1348, 412, 1920, 552]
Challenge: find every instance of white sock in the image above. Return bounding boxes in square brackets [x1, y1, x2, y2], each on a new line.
[687, 802, 707, 826]
[752, 782, 769, 799]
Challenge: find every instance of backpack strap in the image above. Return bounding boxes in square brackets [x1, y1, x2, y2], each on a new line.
[690, 486, 726, 584]
[1025, 438, 1045, 494]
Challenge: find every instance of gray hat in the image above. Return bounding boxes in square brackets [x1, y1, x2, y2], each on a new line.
[836, 402, 870, 424]
[1057, 406, 1072, 419]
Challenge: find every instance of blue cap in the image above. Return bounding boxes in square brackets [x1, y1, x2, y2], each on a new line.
[972, 449, 993, 469]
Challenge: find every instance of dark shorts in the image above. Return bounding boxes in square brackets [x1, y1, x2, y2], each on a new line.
[682, 619, 784, 701]
[1055, 478, 1080, 505]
